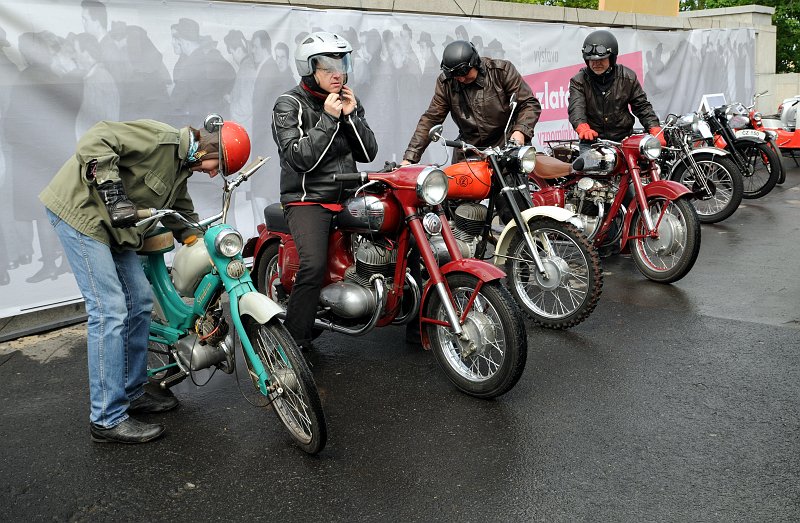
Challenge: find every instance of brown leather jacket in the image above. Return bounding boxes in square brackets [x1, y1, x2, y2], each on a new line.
[403, 57, 541, 164]
[568, 64, 659, 142]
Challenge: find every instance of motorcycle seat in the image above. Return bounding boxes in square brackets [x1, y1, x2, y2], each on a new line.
[534, 154, 572, 179]
[263, 203, 290, 234]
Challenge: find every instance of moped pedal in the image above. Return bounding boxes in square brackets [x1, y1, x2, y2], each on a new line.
[160, 369, 188, 389]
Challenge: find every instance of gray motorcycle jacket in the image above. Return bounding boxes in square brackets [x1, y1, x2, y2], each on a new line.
[272, 85, 378, 205]
[568, 64, 660, 142]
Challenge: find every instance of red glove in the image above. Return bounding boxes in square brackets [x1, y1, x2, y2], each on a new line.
[649, 126, 667, 147]
[576, 123, 598, 141]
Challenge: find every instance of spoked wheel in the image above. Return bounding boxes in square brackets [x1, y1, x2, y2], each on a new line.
[670, 155, 743, 223]
[735, 141, 781, 199]
[243, 318, 327, 455]
[425, 274, 527, 399]
[630, 197, 700, 283]
[504, 218, 603, 329]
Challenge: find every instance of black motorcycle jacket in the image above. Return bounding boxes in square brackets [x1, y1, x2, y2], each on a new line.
[568, 64, 659, 142]
[273, 84, 378, 205]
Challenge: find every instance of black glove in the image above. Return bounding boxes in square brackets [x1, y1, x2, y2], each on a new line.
[97, 181, 137, 228]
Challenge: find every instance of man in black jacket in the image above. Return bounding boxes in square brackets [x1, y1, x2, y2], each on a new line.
[568, 30, 664, 146]
[272, 31, 378, 351]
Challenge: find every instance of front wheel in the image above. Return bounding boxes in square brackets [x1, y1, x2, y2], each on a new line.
[670, 154, 743, 224]
[630, 197, 701, 283]
[733, 141, 781, 199]
[425, 274, 527, 399]
[504, 218, 603, 329]
[243, 318, 327, 455]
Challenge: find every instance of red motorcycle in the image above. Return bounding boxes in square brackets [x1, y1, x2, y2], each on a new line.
[244, 164, 527, 399]
[749, 90, 797, 175]
[534, 134, 701, 283]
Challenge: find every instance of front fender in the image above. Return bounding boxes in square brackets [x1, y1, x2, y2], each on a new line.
[641, 179, 693, 201]
[237, 291, 283, 324]
[494, 206, 582, 266]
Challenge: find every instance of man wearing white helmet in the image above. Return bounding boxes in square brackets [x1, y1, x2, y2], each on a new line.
[271, 31, 378, 352]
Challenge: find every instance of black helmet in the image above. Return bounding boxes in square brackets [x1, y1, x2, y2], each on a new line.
[581, 30, 618, 66]
[441, 40, 480, 78]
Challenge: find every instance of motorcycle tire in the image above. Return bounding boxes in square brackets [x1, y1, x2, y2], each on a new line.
[242, 317, 327, 455]
[733, 140, 781, 199]
[504, 218, 603, 329]
[630, 197, 701, 284]
[425, 274, 527, 399]
[669, 154, 743, 224]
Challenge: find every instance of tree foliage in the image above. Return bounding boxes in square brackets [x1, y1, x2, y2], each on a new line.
[495, 0, 796, 73]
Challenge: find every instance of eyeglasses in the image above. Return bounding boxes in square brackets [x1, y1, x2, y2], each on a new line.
[582, 44, 612, 56]
[441, 62, 472, 78]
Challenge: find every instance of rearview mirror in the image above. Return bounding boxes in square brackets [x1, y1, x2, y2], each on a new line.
[428, 124, 444, 142]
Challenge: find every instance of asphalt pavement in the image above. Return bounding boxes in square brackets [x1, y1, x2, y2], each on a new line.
[2, 164, 799, 522]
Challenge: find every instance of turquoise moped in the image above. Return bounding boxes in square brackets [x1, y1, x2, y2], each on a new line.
[137, 117, 326, 454]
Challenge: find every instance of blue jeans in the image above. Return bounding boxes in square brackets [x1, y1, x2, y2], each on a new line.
[47, 208, 153, 428]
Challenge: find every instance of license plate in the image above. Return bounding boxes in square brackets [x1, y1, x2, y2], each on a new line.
[735, 129, 765, 140]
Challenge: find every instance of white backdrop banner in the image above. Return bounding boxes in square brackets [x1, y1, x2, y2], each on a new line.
[0, 0, 754, 317]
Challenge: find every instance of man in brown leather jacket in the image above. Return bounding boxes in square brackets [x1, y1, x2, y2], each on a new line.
[401, 40, 541, 165]
[568, 30, 663, 145]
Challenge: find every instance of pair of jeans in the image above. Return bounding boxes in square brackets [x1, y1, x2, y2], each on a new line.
[46, 208, 152, 428]
[283, 205, 334, 347]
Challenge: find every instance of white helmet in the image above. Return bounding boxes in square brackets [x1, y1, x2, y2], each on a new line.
[295, 31, 353, 77]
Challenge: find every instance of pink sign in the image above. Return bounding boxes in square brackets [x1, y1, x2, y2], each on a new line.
[523, 51, 644, 123]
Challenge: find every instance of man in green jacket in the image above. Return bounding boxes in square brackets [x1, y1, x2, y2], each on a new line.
[40, 118, 250, 444]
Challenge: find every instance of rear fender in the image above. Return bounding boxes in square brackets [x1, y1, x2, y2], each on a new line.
[494, 206, 582, 265]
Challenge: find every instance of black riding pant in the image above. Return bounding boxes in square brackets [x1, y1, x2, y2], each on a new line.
[283, 204, 334, 347]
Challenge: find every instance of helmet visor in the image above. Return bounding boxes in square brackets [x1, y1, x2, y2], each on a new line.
[441, 61, 472, 79]
[312, 54, 352, 75]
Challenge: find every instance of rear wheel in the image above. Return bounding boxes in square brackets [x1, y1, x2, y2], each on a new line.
[630, 197, 700, 283]
[670, 154, 743, 223]
[243, 318, 327, 455]
[504, 218, 602, 329]
[734, 141, 781, 199]
[426, 274, 527, 399]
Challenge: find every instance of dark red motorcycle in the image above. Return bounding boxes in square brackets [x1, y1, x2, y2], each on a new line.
[243, 164, 527, 399]
[534, 134, 701, 283]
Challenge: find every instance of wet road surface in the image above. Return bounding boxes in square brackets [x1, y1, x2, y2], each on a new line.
[2, 165, 799, 521]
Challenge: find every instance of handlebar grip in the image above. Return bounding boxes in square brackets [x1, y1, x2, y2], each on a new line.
[136, 208, 155, 219]
[444, 139, 463, 148]
[334, 172, 366, 182]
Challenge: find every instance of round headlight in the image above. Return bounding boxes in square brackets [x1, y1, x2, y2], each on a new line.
[416, 167, 448, 206]
[215, 229, 243, 257]
[753, 112, 762, 123]
[516, 146, 537, 174]
[640, 134, 662, 160]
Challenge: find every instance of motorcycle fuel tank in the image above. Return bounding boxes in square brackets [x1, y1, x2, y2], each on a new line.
[444, 160, 492, 200]
[171, 237, 213, 297]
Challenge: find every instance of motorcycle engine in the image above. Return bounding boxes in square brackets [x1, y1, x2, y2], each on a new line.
[565, 177, 616, 238]
[319, 236, 395, 319]
[441, 202, 485, 261]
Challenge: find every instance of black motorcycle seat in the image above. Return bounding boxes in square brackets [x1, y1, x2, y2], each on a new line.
[263, 203, 290, 234]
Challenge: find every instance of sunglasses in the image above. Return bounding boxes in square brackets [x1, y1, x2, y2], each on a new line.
[582, 44, 612, 56]
[441, 62, 472, 78]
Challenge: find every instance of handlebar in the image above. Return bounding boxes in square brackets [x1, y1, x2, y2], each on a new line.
[334, 172, 368, 182]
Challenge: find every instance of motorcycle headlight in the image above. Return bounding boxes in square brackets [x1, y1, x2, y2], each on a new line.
[214, 229, 243, 257]
[753, 112, 762, 123]
[640, 135, 662, 160]
[516, 146, 537, 174]
[727, 115, 750, 128]
[416, 167, 448, 206]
